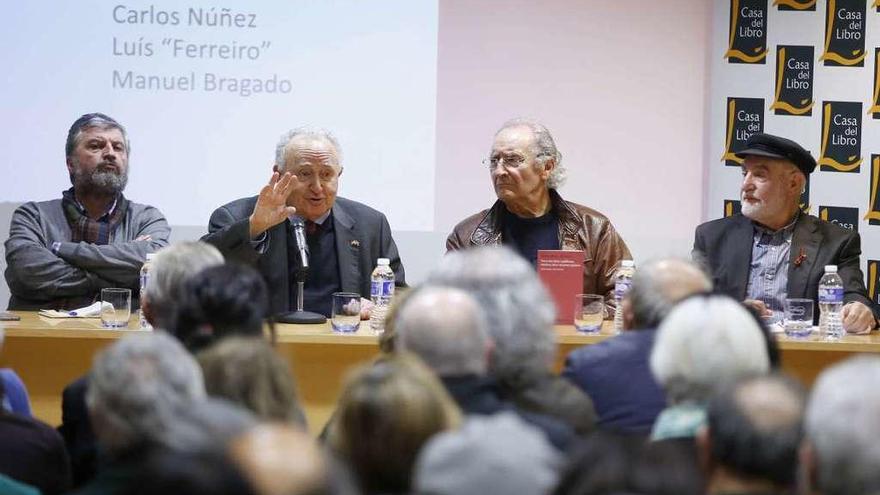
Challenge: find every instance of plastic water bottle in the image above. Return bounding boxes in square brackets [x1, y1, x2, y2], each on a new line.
[369, 258, 395, 333]
[613, 260, 636, 333]
[818, 265, 844, 339]
[139, 253, 156, 329]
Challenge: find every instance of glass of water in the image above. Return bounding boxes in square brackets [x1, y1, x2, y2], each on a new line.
[100, 288, 131, 328]
[331, 292, 361, 333]
[574, 294, 605, 333]
[784, 298, 814, 338]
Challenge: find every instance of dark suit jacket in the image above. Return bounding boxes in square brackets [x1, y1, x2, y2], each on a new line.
[202, 196, 405, 315]
[562, 329, 666, 435]
[693, 213, 878, 320]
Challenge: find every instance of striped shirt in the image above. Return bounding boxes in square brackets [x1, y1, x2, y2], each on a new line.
[746, 214, 799, 322]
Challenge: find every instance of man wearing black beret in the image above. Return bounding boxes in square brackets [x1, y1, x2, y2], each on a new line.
[694, 133, 878, 333]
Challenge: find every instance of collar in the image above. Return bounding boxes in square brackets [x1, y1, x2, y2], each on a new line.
[288, 210, 331, 226]
[71, 192, 119, 220]
[752, 210, 800, 237]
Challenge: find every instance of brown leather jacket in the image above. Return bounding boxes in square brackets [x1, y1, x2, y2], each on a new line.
[446, 190, 632, 306]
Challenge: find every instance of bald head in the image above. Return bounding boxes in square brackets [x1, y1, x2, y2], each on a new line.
[229, 424, 329, 495]
[627, 258, 712, 330]
[395, 286, 491, 377]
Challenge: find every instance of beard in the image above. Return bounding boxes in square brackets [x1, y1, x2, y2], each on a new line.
[71, 162, 128, 196]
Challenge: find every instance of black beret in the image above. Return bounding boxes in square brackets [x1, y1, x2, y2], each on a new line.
[735, 133, 817, 176]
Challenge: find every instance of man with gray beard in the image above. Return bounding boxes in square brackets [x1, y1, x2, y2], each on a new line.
[693, 132, 877, 332]
[4, 113, 169, 310]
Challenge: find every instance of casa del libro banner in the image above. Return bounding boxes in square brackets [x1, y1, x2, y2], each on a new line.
[710, 0, 880, 304]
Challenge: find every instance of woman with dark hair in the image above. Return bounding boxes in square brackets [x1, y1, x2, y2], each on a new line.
[171, 263, 273, 352]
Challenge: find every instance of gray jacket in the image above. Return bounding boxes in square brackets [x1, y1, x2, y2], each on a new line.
[4, 199, 170, 310]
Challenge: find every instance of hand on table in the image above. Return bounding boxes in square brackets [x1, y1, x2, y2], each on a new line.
[249, 171, 297, 239]
[743, 299, 772, 317]
[360, 298, 373, 320]
[842, 301, 875, 335]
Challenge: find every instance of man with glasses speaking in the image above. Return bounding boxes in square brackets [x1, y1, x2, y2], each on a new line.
[202, 128, 405, 317]
[447, 119, 630, 304]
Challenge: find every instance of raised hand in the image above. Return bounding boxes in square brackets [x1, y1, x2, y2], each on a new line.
[249, 171, 297, 239]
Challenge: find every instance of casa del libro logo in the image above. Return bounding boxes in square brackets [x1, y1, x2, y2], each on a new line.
[819, 101, 862, 172]
[771, 46, 814, 116]
[774, 0, 817, 10]
[820, 0, 866, 67]
[722, 97, 764, 166]
[725, 0, 768, 64]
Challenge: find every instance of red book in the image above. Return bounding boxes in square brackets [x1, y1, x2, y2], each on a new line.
[537, 250, 585, 324]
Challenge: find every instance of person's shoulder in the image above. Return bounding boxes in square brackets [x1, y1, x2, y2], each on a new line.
[560, 197, 613, 223]
[12, 198, 61, 216]
[568, 330, 652, 367]
[696, 214, 743, 234]
[210, 196, 259, 217]
[0, 410, 63, 442]
[452, 206, 494, 232]
[334, 196, 392, 222]
[808, 213, 858, 240]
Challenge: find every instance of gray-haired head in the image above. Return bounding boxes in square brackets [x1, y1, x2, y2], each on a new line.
[86, 333, 206, 455]
[274, 127, 342, 172]
[628, 258, 712, 330]
[395, 286, 491, 377]
[803, 356, 880, 495]
[706, 373, 806, 487]
[66, 113, 130, 158]
[143, 242, 225, 330]
[426, 246, 556, 379]
[164, 397, 257, 454]
[650, 295, 770, 404]
[497, 118, 566, 189]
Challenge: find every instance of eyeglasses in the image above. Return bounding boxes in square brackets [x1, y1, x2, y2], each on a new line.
[483, 154, 528, 170]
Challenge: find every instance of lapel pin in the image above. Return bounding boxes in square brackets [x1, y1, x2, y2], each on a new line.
[794, 248, 807, 267]
[350, 240, 360, 248]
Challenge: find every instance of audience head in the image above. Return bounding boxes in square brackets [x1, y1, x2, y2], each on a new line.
[415, 412, 561, 495]
[86, 333, 206, 456]
[395, 286, 491, 376]
[230, 424, 334, 495]
[197, 337, 306, 427]
[801, 356, 880, 495]
[173, 263, 271, 352]
[650, 294, 770, 404]
[624, 258, 712, 330]
[65, 112, 130, 195]
[329, 353, 461, 495]
[427, 245, 557, 379]
[699, 373, 806, 489]
[141, 241, 224, 330]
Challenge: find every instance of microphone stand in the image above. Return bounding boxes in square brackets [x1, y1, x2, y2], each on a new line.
[276, 222, 326, 324]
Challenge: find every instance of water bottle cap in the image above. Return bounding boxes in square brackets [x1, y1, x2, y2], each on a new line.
[377, 258, 390, 266]
[824, 265, 837, 273]
[145, 253, 157, 261]
[621, 260, 635, 268]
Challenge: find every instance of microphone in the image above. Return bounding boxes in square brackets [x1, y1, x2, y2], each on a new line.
[291, 217, 310, 271]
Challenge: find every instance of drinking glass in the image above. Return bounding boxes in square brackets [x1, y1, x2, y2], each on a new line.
[331, 292, 361, 333]
[574, 294, 605, 333]
[101, 288, 131, 328]
[784, 298, 814, 338]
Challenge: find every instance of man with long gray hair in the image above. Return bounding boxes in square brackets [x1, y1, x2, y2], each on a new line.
[203, 127, 404, 317]
[5, 113, 170, 310]
[427, 246, 596, 434]
[447, 118, 630, 307]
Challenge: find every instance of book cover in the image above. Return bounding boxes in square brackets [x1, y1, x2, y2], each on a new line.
[537, 250, 585, 324]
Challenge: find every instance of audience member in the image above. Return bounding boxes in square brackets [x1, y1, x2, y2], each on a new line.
[197, 336, 306, 427]
[140, 241, 224, 330]
[650, 295, 771, 441]
[203, 127, 405, 317]
[5, 112, 169, 310]
[395, 285, 574, 450]
[70, 333, 205, 495]
[428, 245, 597, 434]
[415, 412, 561, 495]
[800, 356, 880, 495]
[563, 258, 711, 434]
[0, 382, 71, 495]
[327, 354, 461, 495]
[119, 449, 257, 495]
[698, 373, 806, 495]
[172, 263, 271, 352]
[0, 329, 30, 415]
